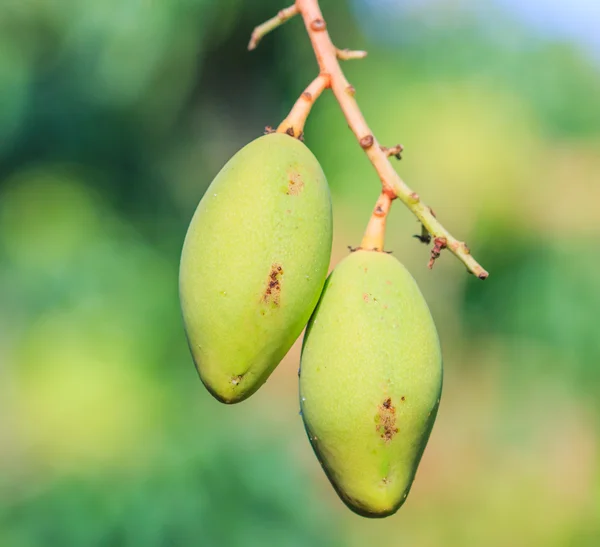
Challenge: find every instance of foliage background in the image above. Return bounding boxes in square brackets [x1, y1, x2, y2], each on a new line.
[1, 0, 599, 545]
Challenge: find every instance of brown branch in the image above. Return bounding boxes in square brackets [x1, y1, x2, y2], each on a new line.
[248, 5, 299, 51]
[250, 0, 489, 280]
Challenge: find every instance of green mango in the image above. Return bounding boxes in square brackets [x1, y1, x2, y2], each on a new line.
[180, 133, 332, 404]
[299, 249, 442, 517]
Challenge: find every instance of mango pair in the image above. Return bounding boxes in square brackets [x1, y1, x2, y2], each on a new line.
[179, 133, 442, 517]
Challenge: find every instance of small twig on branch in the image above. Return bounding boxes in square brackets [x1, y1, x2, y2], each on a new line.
[248, 5, 299, 51]
[380, 144, 404, 160]
[249, 0, 489, 280]
[429, 237, 447, 269]
[336, 48, 368, 61]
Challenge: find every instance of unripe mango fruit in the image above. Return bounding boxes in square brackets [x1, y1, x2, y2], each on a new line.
[299, 249, 442, 517]
[180, 133, 333, 404]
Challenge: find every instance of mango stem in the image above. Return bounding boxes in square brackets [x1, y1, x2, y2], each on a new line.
[361, 192, 393, 252]
[249, 0, 489, 280]
[276, 74, 331, 139]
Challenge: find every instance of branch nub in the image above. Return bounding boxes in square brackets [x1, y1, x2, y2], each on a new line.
[360, 135, 374, 149]
[381, 144, 404, 160]
[310, 18, 326, 31]
[428, 237, 447, 270]
[336, 48, 368, 61]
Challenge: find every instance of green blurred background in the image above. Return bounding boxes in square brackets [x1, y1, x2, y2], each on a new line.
[1, 0, 599, 545]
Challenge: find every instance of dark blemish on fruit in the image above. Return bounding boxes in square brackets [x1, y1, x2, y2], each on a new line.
[262, 263, 283, 306]
[231, 375, 243, 386]
[287, 172, 304, 195]
[382, 477, 391, 485]
[376, 397, 399, 443]
[401, 396, 406, 402]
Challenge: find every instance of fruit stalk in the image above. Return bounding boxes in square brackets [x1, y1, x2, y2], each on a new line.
[276, 74, 331, 139]
[249, 0, 489, 279]
[360, 191, 393, 252]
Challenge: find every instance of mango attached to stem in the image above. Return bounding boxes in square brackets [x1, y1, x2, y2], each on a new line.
[299, 249, 442, 517]
[180, 133, 332, 403]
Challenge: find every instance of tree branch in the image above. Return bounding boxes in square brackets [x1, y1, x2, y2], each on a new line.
[248, 4, 299, 51]
[250, 0, 489, 280]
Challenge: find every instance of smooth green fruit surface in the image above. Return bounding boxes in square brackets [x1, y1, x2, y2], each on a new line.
[299, 250, 442, 517]
[180, 133, 332, 404]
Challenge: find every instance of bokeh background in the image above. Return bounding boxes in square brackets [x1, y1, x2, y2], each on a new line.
[1, 0, 599, 545]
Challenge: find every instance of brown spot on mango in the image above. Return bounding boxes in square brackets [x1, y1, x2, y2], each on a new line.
[376, 397, 399, 443]
[231, 374, 243, 386]
[287, 172, 305, 195]
[262, 263, 284, 307]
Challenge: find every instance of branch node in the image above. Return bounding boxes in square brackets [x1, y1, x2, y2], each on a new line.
[310, 18, 326, 31]
[408, 192, 420, 204]
[383, 187, 398, 201]
[345, 85, 356, 97]
[360, 135, 374, 149]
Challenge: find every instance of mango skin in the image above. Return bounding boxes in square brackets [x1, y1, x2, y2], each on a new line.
[299, 250, 442, 517]
[179, 133, 332, 404]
